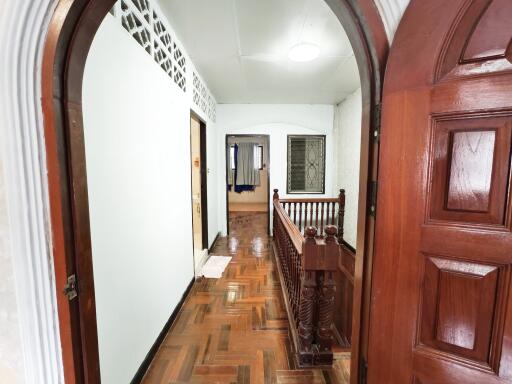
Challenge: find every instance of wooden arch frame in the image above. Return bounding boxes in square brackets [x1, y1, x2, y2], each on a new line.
[41, 1, 389, 382]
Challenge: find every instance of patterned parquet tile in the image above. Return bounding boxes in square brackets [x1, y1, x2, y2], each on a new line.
[142, 212, 349, 384]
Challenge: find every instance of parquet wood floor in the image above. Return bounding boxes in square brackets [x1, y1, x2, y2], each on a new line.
[142, 212, 350, 384]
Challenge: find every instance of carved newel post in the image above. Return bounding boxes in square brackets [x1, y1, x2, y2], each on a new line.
[297, 227, 318, 365]
[316, 225, 338, 364]
[338, 189, 345, 243]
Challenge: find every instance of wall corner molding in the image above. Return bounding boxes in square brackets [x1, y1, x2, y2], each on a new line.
[373, 0, 410, 41]
[0, 0, 63, 382]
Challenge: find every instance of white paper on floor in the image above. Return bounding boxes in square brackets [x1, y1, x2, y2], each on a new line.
[200, 256, 232, 278]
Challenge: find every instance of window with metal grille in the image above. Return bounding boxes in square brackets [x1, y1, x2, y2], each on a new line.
[287, 135, 325, 194]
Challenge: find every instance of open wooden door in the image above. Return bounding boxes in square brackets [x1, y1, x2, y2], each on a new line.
[368, 0, 512, 383]
[190, 114, 208, 256]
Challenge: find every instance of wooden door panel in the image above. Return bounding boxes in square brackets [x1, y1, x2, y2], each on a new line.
[413, 351, 510, 384]
[437, 0, 512, 80]
[463, 0, 512, 62]
[432, 75, 512, 113]
[419, 256, 501, 366]
[428, 114, 512, 226]
[445, 130, 495, 212]
[369, 0, 512, 383]
[421, 226, 512, 263]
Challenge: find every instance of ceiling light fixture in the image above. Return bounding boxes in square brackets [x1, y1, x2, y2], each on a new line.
[288, 43, 320, 62]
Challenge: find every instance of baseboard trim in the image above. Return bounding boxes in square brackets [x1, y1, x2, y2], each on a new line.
[208, 231, 221, 252]
[131, 277, 195, 383]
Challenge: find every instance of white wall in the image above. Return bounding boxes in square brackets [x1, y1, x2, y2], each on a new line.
[216, 104, 335, 235]
[333, 88, 362, 248]
[83, 14, 217, 383]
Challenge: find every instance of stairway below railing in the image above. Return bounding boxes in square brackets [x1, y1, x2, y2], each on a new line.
[272, 189, 343, 367]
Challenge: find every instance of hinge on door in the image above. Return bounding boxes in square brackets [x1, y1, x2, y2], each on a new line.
[369, 180, 378, 217]
[63, 274, 78, 301]
[359, 358, 368, 384]
[373, 103, 382, 142]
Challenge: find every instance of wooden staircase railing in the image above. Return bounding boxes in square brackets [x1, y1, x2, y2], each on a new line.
[271, 189, 344, 367]
[275, 190, 345, 243]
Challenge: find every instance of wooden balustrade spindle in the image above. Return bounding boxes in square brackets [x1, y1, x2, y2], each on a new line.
[293, 202, 297, 225]
[295, 249, 301, 320]
[309, 202, 314, 226]
[308, 202, 311, 227]
[298, 271, 316, 354]
[315, 202, 319, 228]
[287, 236, 294, 311]
[338, 189, 345, 243]
[304, 202, 308, 231]
[331, 200, 336, 226]
[320, 202, 324, 234]
[326, 202, 331, 228]
[298, 203, 303, 231]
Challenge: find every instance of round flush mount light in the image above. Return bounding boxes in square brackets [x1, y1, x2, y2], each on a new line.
[288, 43, 320, 62]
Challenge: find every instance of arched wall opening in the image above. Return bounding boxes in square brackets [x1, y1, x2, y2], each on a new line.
[41, 1, 388, 382]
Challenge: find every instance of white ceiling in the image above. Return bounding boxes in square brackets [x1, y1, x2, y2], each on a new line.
[159, 0, 360, 104]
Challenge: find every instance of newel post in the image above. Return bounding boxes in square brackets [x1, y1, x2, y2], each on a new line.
[338, 189, 345, 244]
[273, 188, 279, 201]
[315, 225, 338, 365]
[297, 227, 318, 365]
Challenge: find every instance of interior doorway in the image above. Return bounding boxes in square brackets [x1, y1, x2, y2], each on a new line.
[190, 113, 208, 272]
[225, 135, 270, 235]
[41, 1, 388, 382]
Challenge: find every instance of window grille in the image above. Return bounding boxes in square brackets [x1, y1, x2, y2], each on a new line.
[287, 136, 326, 194]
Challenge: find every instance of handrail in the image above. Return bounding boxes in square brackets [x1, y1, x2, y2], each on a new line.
[271, 189, 343, 367]
[279, 197, 338, 203]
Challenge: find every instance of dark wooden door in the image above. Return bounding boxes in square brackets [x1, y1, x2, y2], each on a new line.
[368, 0, 512, 383]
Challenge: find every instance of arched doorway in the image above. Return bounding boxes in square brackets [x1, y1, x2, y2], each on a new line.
[41, 1, 388, 382]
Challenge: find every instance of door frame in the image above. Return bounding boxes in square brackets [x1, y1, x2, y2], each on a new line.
[225, 134, 271, 235]
[190, 111, 209, 251]
[41, 1, 389, 382]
